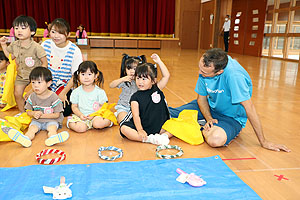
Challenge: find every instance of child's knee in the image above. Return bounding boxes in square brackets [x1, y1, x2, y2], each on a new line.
[120, 125, 128, 135]
[93, 119, 110, 129]
[92, 117, 109, 129]
[69, 122, 87, 133]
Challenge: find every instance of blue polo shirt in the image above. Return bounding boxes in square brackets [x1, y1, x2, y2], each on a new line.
[195, 56, 252, 127]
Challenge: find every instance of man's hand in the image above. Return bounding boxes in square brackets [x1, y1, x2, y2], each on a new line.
[261, 140, 291, 152]
[203, 119, 218, 131]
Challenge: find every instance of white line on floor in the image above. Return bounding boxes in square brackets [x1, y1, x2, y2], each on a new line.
[164, 86, 188, 104]
[233, 140, 273, 169]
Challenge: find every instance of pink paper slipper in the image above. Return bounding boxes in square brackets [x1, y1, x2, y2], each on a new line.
[176, 168, 206, 187]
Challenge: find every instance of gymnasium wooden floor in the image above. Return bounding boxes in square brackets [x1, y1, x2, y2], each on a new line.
[0, 47, 299, 199]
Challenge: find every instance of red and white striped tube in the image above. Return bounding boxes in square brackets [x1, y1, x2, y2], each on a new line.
[36, 149, 66, 165]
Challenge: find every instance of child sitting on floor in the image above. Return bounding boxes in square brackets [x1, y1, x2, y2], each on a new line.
[120, 54, 172, 145]
[109, 53, 146, 123]
[7, 67, 69, 148]
[67, 61, 113, 133]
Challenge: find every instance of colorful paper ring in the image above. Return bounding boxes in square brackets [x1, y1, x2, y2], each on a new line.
[98, 146, 123, 161]
[36, 149, 66, 165]
[156, 145, 184, 159]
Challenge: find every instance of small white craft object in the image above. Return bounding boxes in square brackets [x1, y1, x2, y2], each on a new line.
[176, 168, 206, 187]
[43, 176, 73, 199]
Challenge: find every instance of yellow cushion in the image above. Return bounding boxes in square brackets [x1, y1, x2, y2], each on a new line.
[89, 103, 118, 125]
[1, 54, 17, 112]
[0, 119, 19, 141]
[163, 110, 204, 145]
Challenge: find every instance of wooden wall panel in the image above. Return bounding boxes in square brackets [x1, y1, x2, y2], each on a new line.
[115, 40, 138, 48]
[181, 11, 200, 49]
[161, 40, 180, 49]
[200, 1, 215, 50]
[90, 39, 114, 48]
[138, 40, 161, 49]
[179, 0, 201, 49]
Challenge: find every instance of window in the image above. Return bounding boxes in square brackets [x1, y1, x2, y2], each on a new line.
[291, 10, 300, 33]
[279, 0, 291, 9]
[272, 37, 285, 57]
[288, 37, 300, 59]
[262, 37, 270, 56]
[277, 11, 289, 33]
[262, 0, 300, 60]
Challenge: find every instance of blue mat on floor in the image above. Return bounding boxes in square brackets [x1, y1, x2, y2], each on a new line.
[0, 155, 261, 200]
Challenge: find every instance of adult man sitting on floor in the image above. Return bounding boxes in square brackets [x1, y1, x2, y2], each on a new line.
[169, 48, 290, 152]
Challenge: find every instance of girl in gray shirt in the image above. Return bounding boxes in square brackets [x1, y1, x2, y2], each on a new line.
[109, 54, 146, 123]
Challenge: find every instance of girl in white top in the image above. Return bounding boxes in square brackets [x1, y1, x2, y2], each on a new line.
[68, 61, 113, 133]
[41, 18, 83, 116]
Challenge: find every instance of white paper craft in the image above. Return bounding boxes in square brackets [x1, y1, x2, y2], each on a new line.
[43, 176, 73, 199]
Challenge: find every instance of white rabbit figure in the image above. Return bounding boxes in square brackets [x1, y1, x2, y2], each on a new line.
[43, 176, 73, 199]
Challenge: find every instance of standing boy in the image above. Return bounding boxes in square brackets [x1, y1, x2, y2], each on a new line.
[0, 15, 47, 113]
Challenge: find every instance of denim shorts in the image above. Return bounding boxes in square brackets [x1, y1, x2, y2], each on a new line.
[30, 120, 60, 132]
[169, 100, 242, 145]
[115, 104, 130, 116]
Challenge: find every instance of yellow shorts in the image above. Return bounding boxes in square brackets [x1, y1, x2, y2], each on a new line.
[67, 114, 98, 130]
